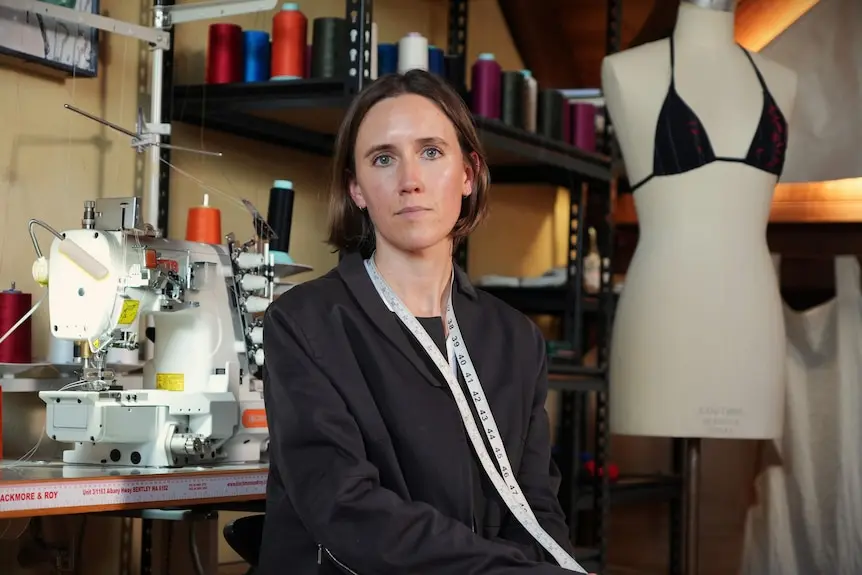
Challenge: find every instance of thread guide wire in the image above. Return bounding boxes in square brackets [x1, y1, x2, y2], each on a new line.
[64, 104, 223, 157]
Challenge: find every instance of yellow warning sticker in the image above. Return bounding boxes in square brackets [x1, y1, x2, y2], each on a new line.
[118, 300, 140, 325]
[156, 373, 184, 391]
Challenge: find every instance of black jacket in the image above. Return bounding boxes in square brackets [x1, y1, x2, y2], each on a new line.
[259, 252, 576, 574]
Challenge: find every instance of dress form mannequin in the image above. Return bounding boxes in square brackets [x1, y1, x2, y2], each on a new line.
[602, 2, 797, 572]
[602, 0, 798, 440]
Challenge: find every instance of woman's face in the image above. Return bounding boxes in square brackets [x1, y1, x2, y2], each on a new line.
[349, 93, 473, 255]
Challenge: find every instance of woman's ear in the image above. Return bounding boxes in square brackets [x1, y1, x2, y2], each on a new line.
[348, 174, 366, 209]
[463, 152, 479, 197]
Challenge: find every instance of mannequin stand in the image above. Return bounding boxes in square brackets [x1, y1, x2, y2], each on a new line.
[682, 438, 701, 575]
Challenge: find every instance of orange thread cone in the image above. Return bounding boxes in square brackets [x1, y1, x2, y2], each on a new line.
[186, 193, 222, 244]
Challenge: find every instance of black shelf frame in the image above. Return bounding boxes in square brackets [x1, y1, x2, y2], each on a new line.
[171, 82, 612, 182]
[153, 0, 666, 573]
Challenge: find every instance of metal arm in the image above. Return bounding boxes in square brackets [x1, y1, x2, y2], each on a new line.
[0, 0, 277, 45]
[163, 0, 279, 25]
[0, 0, 170, 47]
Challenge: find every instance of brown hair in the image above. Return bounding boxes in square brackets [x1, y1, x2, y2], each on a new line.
[326, 69, 490, 256]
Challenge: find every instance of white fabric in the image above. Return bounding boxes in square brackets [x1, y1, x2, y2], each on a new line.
[762, 0, 862, 183]
[740, 256, 862, 574]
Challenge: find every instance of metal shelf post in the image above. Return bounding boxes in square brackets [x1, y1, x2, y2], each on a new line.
[148, 0, 176, 566]
[564, 175, 587, 358]
[449, 0, 470, 271]
[155, 0, 175, 238]
[344, 0, 374, 95]
[446, 0, 469, 91]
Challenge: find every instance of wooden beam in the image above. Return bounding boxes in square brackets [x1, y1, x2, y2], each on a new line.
[735, 0, 820, 51]
[771, 180, 862, 223]
[629, 0, 820, 50]
[614, 179, 862, 226]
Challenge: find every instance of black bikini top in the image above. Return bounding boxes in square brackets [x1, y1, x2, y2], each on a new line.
[629, 36, 788, 193]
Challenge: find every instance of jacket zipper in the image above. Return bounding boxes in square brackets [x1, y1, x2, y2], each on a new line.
[318, 545, 360, 575]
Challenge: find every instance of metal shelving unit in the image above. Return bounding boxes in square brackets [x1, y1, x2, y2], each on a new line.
[156, 0, 650, 572]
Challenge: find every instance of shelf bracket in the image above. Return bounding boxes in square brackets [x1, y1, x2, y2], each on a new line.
[162, 0, 277, 25]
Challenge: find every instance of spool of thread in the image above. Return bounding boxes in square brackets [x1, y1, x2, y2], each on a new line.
[311, 17, 348, 79]
[537, 89, 565, 141]
[444, 54, 465, 90]
[471, 53, 502, 119]
[243, 30, 271, 82]
[271, 3, 307, 80]
[428, 45, 445, 75]
[397, 32, 428, 73]
[47, 337, 74, 365]
[521, 70, 538, 133]
[563, 100, 573, 144]
[267, 180, 295, 254]
[186, 193, 223, 244]
[377, 43, 398, 76]
[500, 71, 525, 129]
[572, 102, 598, 152]
[370, 22, 379, 80]
[107, 347, 139, 366]
[206, 23, 243, 84]
[0, 284, 32, 364]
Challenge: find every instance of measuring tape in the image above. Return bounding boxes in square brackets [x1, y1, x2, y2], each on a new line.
[0, 470, 267, 515]
[365, 258, 586, 573]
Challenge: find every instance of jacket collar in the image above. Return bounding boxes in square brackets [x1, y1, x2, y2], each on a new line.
[336, 251, 478, 388]
[337, 251, 478, 301]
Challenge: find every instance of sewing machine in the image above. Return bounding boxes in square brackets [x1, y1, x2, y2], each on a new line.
[33, 197, 273, 468]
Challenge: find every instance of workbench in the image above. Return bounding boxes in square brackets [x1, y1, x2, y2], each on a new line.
[0, 460, 267, 574]
[0, 461, 266, 519]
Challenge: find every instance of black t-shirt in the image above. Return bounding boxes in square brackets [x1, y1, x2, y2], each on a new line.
[400, 315, 492, 535]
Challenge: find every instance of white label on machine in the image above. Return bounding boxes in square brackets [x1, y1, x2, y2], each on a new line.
[0, 471, 267, 514]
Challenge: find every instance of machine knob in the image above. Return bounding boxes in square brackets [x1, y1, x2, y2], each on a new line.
[243, 296, 270, 314]
[241, 274, 267, 292]
[186, 437, 204, 454]
[171, 435, 209, 456]
[248, 326, 264, 345]
[236, 252, 266, 270]
[32, 257, 49, 287]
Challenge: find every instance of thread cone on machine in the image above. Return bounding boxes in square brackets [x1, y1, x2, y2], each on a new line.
[186, 195, 223, 244]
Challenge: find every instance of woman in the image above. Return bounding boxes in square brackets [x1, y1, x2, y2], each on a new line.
[259, 70, 589, 574]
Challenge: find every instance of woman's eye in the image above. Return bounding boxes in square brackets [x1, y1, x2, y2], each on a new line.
[372, 154, 392, 167]
[422, 147, 442, 160]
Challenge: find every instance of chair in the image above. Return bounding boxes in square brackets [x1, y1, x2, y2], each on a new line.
[223, 514, 265, 574]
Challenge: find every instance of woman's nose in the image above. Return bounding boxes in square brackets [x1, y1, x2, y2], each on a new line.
[398, 157, 423, 193]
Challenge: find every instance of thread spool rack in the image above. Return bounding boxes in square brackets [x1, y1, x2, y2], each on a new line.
[161, 1, 685, 574]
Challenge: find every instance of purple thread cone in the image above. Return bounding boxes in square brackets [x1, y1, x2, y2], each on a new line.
[471, 53, 501, 119]
[573, 103, 597, 152]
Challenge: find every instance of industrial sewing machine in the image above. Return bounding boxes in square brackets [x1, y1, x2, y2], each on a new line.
[31, 197, 275, 468]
